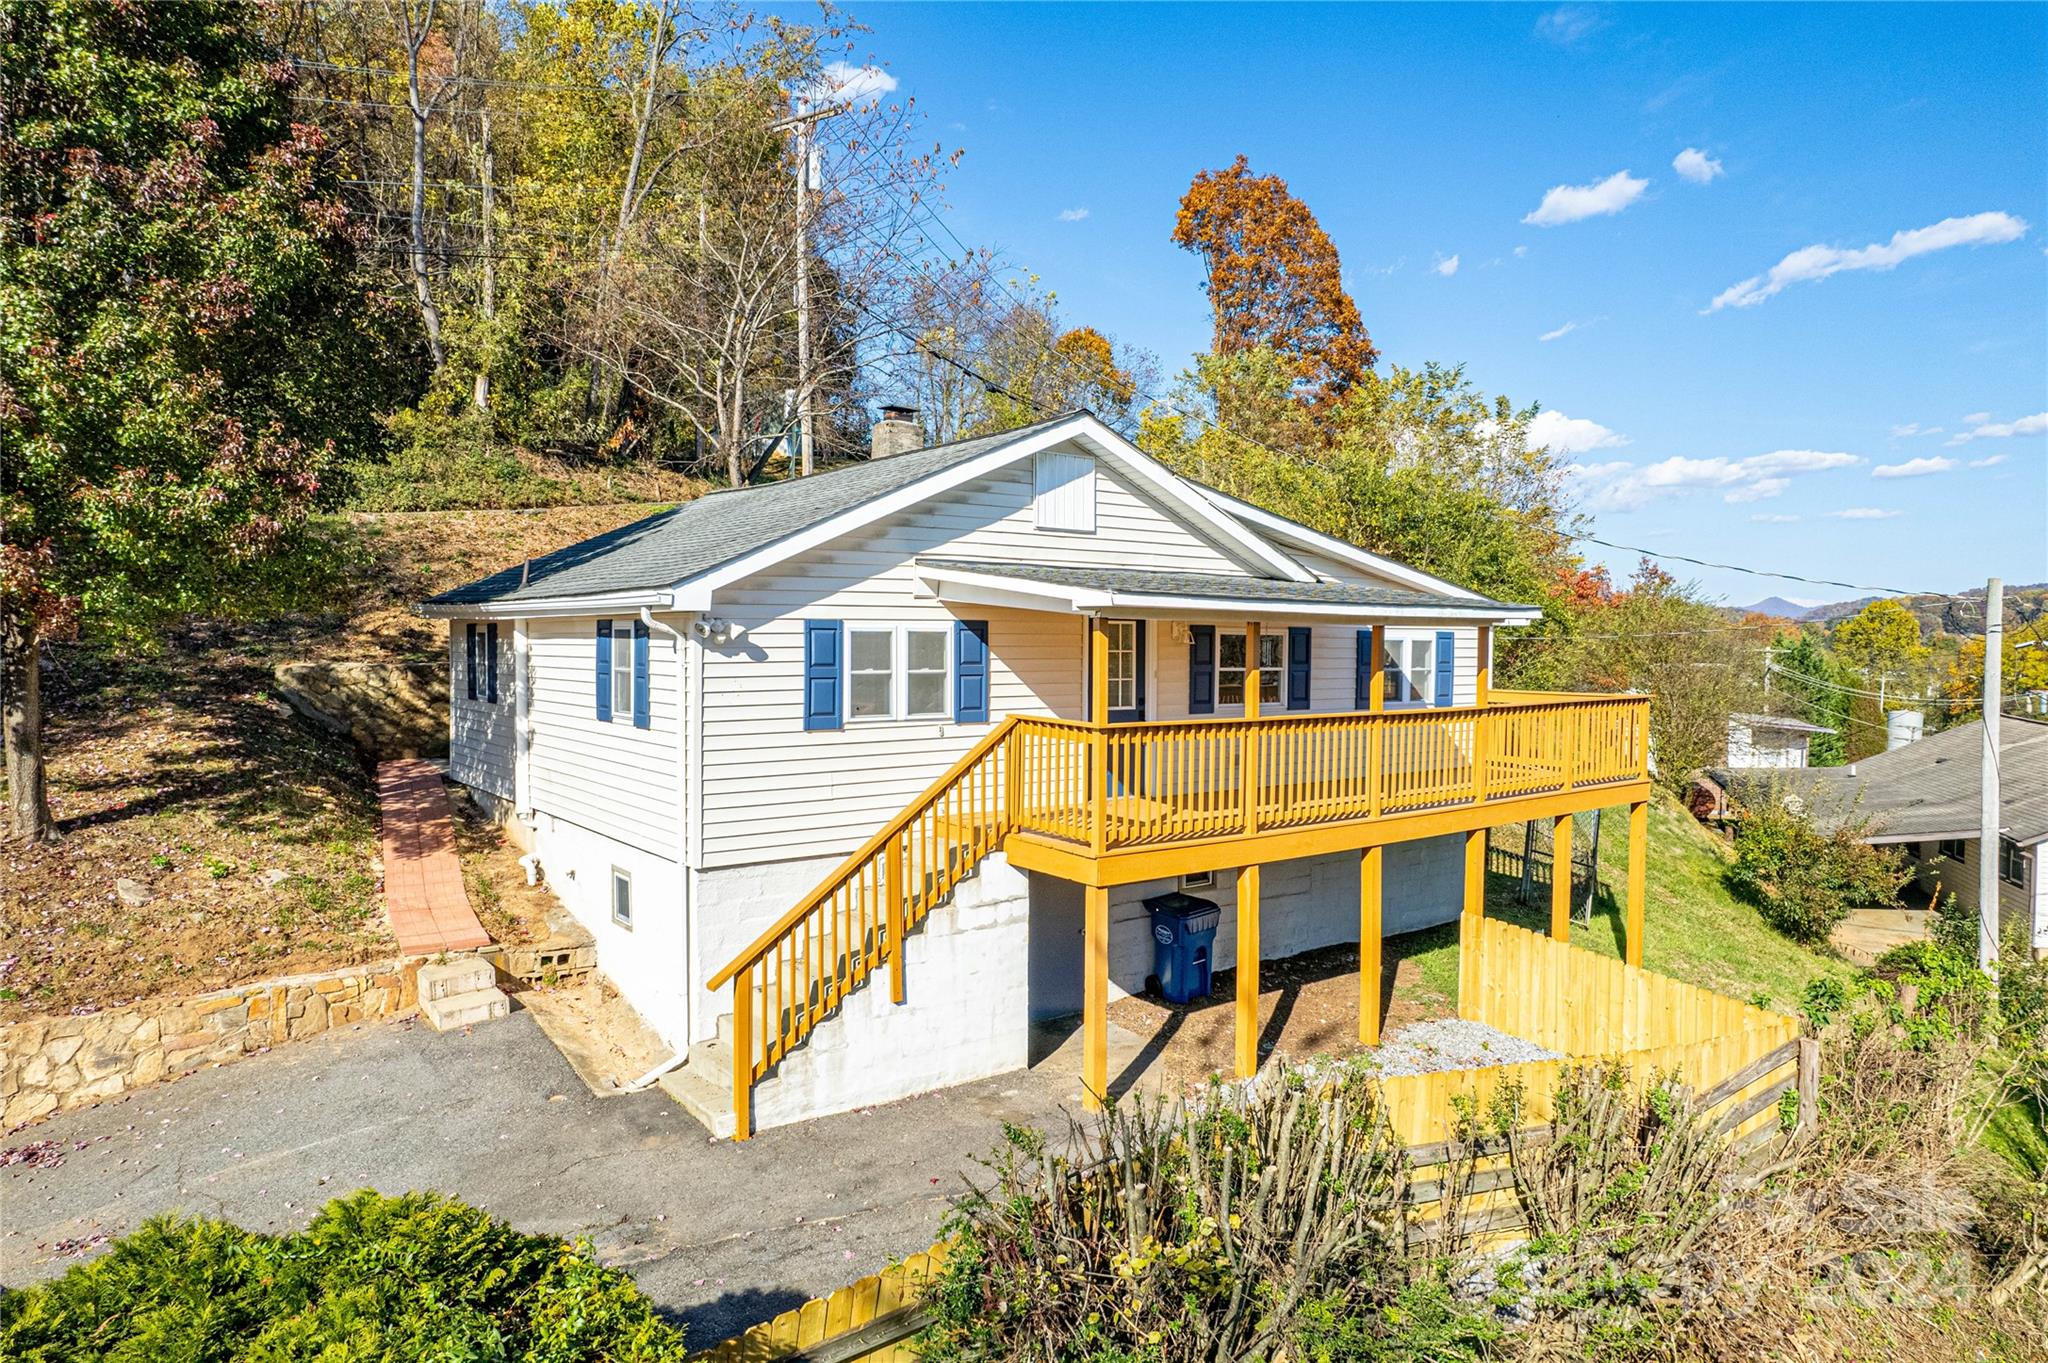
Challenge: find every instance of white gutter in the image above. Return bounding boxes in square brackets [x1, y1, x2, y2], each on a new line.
[914, 565, 1541, 626]
[421, 589, 671, 621]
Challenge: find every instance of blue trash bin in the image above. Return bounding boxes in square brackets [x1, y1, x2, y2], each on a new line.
[1145, 891, 1221, 1004]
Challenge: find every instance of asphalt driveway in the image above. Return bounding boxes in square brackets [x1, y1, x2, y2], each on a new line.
[0, 1010, 1093, 1345]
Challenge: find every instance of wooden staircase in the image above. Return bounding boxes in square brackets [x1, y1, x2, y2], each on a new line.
[695, 719, 1023, 1139]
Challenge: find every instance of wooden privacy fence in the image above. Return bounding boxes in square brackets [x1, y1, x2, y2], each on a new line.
[691, 1242, 950, 1363]
[1380, 916, 1806, 1147]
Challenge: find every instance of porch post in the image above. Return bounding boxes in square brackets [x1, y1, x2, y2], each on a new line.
[1358, 845, 1383, 1046]
[1474, 625, 1491, 705]
[1242, 622, 1261, 835]
[1549, 812, 1573, 942]
[1368, 624, 1386, 711]
[1083, 883, 1109, 1110]
[1458, 826, 1486, 1019]
[1089, 617, 1110, 855]
[1626, 800, 1648, 967]
[1236, 862, 1262, 1077]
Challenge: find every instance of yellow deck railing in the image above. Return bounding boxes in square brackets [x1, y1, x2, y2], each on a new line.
[710, 692, 1650, 1138]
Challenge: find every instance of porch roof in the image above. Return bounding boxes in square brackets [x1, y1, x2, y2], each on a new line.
[914, 559, 1542, 624]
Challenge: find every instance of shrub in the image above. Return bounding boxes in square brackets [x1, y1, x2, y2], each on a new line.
[1726, 798, 1911, 944]
[0, 1189, 687, 1362]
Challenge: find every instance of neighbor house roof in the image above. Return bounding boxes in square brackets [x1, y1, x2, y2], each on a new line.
[912, 559, 1539, 622]
[424, 415, 1086, 613]
[1752, 717, 2048, 846]
[1730, 711, 1835, 735]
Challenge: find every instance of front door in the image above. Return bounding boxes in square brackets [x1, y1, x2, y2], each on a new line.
[1104, 618, 1146, 723]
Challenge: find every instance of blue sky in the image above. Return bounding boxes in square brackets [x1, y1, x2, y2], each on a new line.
[806, 3, 2047, 607]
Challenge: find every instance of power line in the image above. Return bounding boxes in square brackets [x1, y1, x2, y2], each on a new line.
[1566, 534, 1942, 599]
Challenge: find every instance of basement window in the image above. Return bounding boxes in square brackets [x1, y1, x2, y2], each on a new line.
[611, 867, 633, 929]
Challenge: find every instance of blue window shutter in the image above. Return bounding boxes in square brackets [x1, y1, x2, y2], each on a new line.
[804, 619, 842, 731]
[486, 623, 500, 703]
[1434, 630, 1456, 707]
[465, 624, 479, 701]
[632, 619, 651, 729]
[1287, 626, 1312, 710]
[595, 621, 613, 722]
[1354, 630, 1374, 710]
[1188, 625, 1215, 715]
[954, 620, 989, 723]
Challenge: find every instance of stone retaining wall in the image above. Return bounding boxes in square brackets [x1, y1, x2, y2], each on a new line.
[274, 660, 448, 759]
[1, 959, 428, 1128]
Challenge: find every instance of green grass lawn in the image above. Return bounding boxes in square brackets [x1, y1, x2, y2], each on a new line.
[1395, 794, 1855, 1017]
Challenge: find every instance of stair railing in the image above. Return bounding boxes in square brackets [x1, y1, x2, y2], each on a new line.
[707, 717, 1022, 1138]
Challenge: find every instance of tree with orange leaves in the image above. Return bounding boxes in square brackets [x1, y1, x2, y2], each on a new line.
[1172, 155, 1378, 407]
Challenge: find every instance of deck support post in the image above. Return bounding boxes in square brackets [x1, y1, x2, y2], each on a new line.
[1083, 883, 1109, 1110]
[1549, 812, 1573, 941]
[1626, 800, 1648, 967]
[1458, 827, 1486, 1019]
[1359, 845, 1383, 1046]
[731, 964, 753, 1141]
[1236, 862, 1262, 1078]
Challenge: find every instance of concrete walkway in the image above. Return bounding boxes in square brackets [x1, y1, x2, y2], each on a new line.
[377, 759, 490, 954]
[0, 1010, 1099, 1346]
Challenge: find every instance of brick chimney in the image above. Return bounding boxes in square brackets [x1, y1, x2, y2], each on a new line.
[870, 404, 922, 459]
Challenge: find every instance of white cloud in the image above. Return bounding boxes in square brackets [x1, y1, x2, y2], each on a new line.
[1829, 507, 1902, 520]
[1523, 170, 1649, 227]
[1571, 448, 1860, 511]
[1539, 320, 1582, 342]
[1672, 147, 1724, 185]
[1056, 207, 1090, 223]
[1888, 422, 1944, 438]
[1750, 513, 1802, 523]
[1970, 453, 2009, 468]
[1535, 5, 1606, 46]
[1513, 245, 1529, 258]
[1945, 411, 2047, 444]
[1528, 409, 1629, 454]
[815, 61, 898, 105]
[1871, 456, 1958, 478]
[1432, 253, 1460, 277]
[1706, 211, 2030, 311]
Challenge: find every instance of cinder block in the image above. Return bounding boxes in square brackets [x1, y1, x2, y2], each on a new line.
[420, 986, 509, 1031]
[417, 956, 496, 1003]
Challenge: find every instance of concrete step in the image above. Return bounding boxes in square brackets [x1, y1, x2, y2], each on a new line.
[658, 1036, 737, 1139]
[420, 984, 510, 1031]
[418, 955, 497, 1003]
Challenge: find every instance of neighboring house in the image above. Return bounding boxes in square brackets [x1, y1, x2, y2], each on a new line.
[423, 411, 1653, 1137]
[1726, 712, 1832, 769]
[1754, 717, 2047, 956]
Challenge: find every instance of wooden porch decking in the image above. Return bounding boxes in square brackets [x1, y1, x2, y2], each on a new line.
[710, 621, 1656, 1139]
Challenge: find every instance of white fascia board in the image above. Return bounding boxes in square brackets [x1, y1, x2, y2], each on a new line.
[419, 590, 674, 621]
[1192, 486, 1486, 600]
[1064, 422, 1314, 582]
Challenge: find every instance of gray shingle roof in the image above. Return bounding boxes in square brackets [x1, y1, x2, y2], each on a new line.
[914, 559, 1533, 615]
[424, 415, 1083, 609]
[1745, 717, 2048, 845]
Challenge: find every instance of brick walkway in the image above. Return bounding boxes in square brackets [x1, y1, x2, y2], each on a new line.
[377, 759, 492, 955]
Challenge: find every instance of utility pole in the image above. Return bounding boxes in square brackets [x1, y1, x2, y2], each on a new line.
[773, 102, 841, 477]
[1980, 577, 2002, 974]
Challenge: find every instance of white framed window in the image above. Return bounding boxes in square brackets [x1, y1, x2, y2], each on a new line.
[609, 621, 635, 720]
[1181, 869, 1216, 892]
[1383, 635, 1436, 707]
[848, 625, 952, 721]
[1033, 450, 1096, 532]
[611, 867, 633, 928]
[1937, 837, 1967, 863]
[1217, 631, 1282, 708]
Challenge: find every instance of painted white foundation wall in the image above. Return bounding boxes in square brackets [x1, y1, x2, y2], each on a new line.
[745, 853, 1033, 1132]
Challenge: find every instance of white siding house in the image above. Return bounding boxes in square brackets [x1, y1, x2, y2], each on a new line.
[428, 411, 1552, 1134]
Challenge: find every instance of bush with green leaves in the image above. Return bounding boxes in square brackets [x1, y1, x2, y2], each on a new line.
[1726, 798, 1911, 944]
[0, 1189, 687, 1363]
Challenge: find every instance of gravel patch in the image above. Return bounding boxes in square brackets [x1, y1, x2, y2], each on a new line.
[1349, 1019, 1561, 1078]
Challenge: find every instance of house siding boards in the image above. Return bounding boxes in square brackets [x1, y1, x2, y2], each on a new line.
[525, 614, 683, 859]
[448, 623, 515, 799]
[1906, 837, 2040, 945]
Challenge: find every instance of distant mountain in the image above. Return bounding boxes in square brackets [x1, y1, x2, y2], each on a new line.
[1806, 584, 2048, 634]
[1735, 596, 1825, 620]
